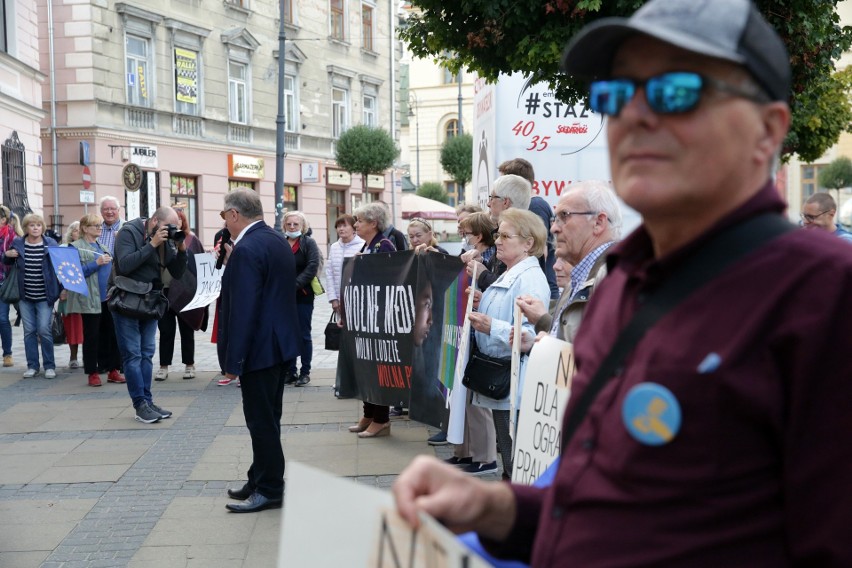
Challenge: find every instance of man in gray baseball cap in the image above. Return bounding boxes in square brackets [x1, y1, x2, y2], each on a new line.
[393, 0, 852, 565]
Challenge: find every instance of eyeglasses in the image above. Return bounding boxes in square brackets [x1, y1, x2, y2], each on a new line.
[801, 210, 831, 223]
[589, 71, 768, 117]
[551, 210, 596, 226]
[219, 208, 236, 219]
[488, 194, 506, 203]
[495, 233, 523, 241]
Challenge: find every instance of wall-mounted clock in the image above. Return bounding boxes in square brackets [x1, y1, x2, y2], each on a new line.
[123, 163, 143, 191]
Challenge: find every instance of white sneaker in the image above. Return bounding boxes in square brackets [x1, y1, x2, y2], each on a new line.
[183, 365, 195, 379]
[45, 369, 57, 379]
[69, 359, 80, 369]
[23, 368, 37, 378]
[154, 367, 168, 381]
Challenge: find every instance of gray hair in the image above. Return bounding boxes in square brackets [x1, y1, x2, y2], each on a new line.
[99, 196, 120, 209]
[63, 221, 80, 244]
[566, 180, 623, 239]
[493, 174, 531, 210]
[283, 210, 309, 232]
[353, 202, 389, 233]
[225, 188, 263, 220]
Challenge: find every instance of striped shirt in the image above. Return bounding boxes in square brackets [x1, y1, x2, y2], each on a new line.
[23, 241, 47, 301]
[100, 220, 122, 255]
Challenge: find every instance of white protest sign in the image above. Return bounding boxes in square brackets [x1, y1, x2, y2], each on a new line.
[280, 462, 489, 568]
[512, 335, 575, 485]
[180, 252, 223, 311]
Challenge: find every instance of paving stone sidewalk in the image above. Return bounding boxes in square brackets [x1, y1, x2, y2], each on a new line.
[0, 298, 490, 567]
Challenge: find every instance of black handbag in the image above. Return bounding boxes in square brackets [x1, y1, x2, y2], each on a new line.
[52, 311, 66, 345]
[107, 275, 169, 320]
[0, 264, 20, 304]
[324, 313, 341, 351]
[462, 347, 512, 400]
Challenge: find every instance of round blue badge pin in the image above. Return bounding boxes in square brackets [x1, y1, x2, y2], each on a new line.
[622, 382, 681, 446]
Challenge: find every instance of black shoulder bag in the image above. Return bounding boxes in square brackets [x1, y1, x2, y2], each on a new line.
[561, 213, 794, 450]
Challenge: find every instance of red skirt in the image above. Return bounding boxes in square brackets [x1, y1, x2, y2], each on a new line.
[62, 313, 83, 345]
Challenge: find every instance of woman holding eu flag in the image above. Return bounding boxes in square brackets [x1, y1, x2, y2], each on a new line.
[3, 213, 60, 378]
[68, 214, 116, 387]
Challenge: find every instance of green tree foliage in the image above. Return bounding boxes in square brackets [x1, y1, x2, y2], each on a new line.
[819, 155, 852, 190]
[416, 181, 449, 203]
[440, 134, 473, 191]
[401, 0, 852, 162]
[334, 126, 399, 184]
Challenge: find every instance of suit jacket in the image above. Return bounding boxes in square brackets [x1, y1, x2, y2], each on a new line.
[217, 222, 299, 376]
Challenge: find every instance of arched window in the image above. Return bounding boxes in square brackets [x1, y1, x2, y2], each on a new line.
[445, 119, 459, 140]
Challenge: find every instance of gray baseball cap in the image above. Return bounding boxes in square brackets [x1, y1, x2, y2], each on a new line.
[560, 0, 791, 102]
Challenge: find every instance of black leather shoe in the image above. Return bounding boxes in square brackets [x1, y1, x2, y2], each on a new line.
[284, 372, 298, 385]
[225, 492, 282, 513]
[295, 374, 310, 387]
[227, 483, 253, 501]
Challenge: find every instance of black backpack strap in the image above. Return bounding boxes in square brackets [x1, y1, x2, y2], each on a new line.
[561, 213, 794, 449]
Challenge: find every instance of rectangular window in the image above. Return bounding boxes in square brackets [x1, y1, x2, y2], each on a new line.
[363, 94, 376, 127]
[282, 185, 298, 214]
[330, 0, 345, 40]
[284, 75, 297, 132]
[361, 4, 373, 51]
[326, 189, 346, 244]
[800, 164, 824, 200]
[332, 87, 349, 138]
[229, 60, 248, 124]
[169, 175, 198, 233]
[1, 0, 7, 54]
[174, 48, 199, 115]
[443, 67, 458, 85]
[229, 179, 256, 191]
[445, 181, 458, 207]
[126, 34, 151, 107]
[283, 0, 293, 23]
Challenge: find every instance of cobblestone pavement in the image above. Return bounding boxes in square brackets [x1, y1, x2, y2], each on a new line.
[0, 295, 496, 567]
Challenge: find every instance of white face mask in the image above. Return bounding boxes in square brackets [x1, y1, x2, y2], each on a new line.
[285, 230, 302, 239]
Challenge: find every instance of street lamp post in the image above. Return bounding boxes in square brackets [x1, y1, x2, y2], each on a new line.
[408, 91, 420, 188]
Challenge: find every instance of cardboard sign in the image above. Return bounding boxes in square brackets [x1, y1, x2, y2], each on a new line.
[180, 253, 223, 311]
[512, 335, 575, 485]
[280, 462, 490, 568]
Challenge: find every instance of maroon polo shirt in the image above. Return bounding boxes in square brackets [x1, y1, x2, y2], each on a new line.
[486, 182, 852, 566]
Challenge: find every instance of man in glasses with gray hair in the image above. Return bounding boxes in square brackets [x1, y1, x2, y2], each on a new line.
[394, 0, 852, 565]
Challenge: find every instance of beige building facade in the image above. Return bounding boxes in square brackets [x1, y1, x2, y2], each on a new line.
[0, 0, 45, 219]
[31, 0, 402, 251]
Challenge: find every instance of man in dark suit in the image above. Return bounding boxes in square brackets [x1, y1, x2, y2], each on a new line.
[218, 188, 300, 513]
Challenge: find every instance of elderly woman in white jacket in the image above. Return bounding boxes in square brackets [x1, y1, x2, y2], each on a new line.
[326, 214, 365, 316]
[467, 208, 550, 479]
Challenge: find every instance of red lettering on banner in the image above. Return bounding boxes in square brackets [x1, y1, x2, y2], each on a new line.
[556, 123, 589, 134]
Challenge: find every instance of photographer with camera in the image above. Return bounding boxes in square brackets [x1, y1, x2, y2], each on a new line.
[113, 207, 187, 424]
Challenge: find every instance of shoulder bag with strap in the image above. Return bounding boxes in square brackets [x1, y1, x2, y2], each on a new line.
[561, 213, 794, 449]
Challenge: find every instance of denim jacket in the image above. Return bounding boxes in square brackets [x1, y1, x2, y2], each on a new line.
[473, 255, 550, 409]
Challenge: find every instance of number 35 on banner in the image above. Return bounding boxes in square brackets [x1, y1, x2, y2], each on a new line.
[511, 120, 550, 152]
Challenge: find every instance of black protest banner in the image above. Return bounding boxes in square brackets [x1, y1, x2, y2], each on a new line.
[409, 253, 469, 430]
[337, 250, 418, 407]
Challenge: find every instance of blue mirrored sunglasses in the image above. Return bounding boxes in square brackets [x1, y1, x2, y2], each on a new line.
[589, 72, 767, 117]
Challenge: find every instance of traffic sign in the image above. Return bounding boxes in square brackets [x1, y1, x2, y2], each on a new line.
[80, 190, 95, 204]
[82, 166, 91, 189]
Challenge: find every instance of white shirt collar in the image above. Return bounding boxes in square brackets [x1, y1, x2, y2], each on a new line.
[233, 220, 263, 246]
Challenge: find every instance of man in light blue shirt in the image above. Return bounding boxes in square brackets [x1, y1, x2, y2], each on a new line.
[99, 196, 123, 254]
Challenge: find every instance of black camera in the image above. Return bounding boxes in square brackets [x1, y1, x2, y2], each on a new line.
[164, 224, 186, 244]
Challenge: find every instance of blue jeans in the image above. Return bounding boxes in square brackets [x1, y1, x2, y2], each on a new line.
[0, 299, 12, 356]
[19, 300, 55, 371]
[112, 313, 157, 408]
[289, 302, 313, 377]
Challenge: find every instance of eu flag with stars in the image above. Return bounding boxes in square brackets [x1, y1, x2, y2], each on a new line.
[47, 246, 89, 297]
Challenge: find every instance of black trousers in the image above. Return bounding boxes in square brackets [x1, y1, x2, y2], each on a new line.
[241, 363, 287, 499]
[97, 302, 122, 373]
[80, 313, 101, 374]
[157, 303, 195, 366]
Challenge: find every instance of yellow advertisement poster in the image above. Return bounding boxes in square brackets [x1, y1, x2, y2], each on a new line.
[175, 48, 198, 104]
